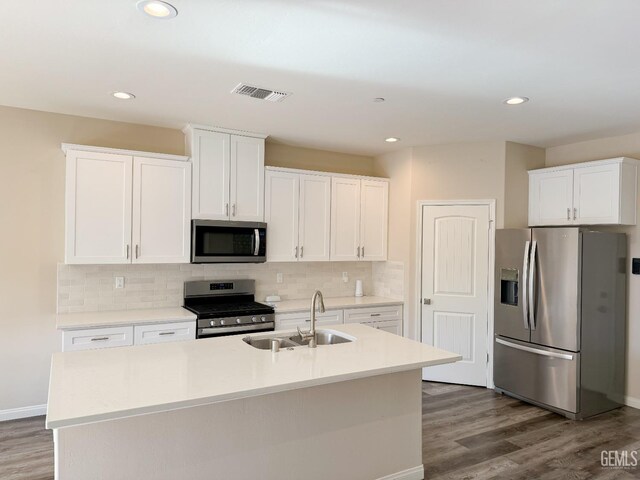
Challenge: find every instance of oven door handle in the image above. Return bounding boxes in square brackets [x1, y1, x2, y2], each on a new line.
[254, 229, 260, 256]
[198, 322, 274, 337]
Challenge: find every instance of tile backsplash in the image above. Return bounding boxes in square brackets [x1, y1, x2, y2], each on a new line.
[372, 261, 404, 300]
[57, 262, 375, 314]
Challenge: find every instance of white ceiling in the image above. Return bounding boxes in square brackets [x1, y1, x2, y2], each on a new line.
[2, 1, 640, 156]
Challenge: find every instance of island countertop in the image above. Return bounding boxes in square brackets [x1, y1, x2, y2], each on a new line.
[46, 324, 460, 429]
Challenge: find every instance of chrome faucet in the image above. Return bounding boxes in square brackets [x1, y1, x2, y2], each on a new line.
[297, 290, 325, 348]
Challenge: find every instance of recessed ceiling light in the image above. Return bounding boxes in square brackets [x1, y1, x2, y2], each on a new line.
[385, 137, 400, 143]
[137, 0, 178, 19]
[504, 96, 529, 105]
[373, 97, 386, 103]
[112, 91, 136, 100]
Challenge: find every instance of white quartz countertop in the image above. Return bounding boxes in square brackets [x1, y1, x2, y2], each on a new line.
[56, 307, 196, 330]
[272, 296, 403, 313]
[46, 324, 460, 429]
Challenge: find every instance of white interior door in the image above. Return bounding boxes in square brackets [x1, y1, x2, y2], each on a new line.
[230, 135, 264, 221]
[421, 204, 490, 386]
[330, 177, 360, 261]
[299, 174, 331, 261]
[360, 180, 388, 261]
[132, 157, 191, 263]
[192, 129, 230, 220]
[265, 170, 299, 262]
[65, 150, 132, 264]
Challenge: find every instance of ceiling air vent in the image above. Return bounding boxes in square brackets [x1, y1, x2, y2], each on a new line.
[231, 83, 291, 102]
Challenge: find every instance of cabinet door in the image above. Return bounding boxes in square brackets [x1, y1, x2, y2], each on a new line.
[374, 320, 402, 336]
[330, 177, 361, 261]
[132, 157, 191, 263]
[299, 174, 331, 262]
[62, 326, 134, 352]
[65, 150, 132, 264]
[192, 130, 230, 220]
[230, 135, 265, 221]
[528, 170, 574, 226]
[265, 171, 299, 262]
[573, 164, 620, 224]
[134, 321, 196, 345]
[343, 305, 403, 324]
[360, 180, 388, 261]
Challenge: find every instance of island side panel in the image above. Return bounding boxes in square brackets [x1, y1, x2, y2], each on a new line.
[55, 369, 423, 480]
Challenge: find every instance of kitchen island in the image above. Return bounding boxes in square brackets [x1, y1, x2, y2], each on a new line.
[47, 323, 459, 480]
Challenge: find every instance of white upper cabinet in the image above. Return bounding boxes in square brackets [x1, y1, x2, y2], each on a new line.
[185, 125, 266, 222]
[265, 169, 331, 262]
[64, 145, 191, 265]
[65, 149, 132, 264]
[331, 177, 361, 261]
[132, 157, 191, 264]
[360, 180, 389, 261]
[529, 158, 638, 226]
[331, 177, 389, 261]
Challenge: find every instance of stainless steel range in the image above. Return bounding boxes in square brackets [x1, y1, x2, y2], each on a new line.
[183, 279, 275, 339]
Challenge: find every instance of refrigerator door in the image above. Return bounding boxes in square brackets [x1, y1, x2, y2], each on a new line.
[494, 336, 579, 414]
[530, 228, 581, 351]
[494, 229, 531, 342]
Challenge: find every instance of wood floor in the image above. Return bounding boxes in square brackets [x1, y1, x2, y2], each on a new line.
[1, 382, 639, 479]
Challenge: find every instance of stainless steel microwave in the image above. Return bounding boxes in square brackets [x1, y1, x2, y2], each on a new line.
[191, 220, 267, 263]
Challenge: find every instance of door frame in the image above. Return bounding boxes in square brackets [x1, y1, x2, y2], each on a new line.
[415, 199, 496, 388]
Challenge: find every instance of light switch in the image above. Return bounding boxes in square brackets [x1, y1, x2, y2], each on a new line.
[276, 273, 283, 284]
[114, 276, 125, 289]
[342, 272, 349, 283]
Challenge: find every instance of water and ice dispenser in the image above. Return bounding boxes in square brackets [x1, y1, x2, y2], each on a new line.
[500, 268, 519, 306]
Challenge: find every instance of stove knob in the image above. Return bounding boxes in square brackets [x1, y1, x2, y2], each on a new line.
[261, 316, 266, 322]
[236, 318, 242, 324]
[220, 319, 226, 326]
[210, 320, 215, 327]
[251, 316, 256, 322]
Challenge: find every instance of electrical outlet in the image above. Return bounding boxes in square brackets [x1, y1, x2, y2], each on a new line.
[342, 272, 349, 283]
[114, 276, 125, 289]
[276, 273, 283, 284]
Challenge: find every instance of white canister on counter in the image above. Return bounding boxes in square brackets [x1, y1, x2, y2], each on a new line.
[355, 279, 363, 297]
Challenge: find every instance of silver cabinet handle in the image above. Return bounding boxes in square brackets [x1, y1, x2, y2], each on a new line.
[135, 245, 140, 258]
[91, 337, 109, 342]
[496, 338, 574, 360]
[126, 244, 130, 259]
[225, 203, 229, 216]
[528, 240, 537, 330]
[300, 246, 304, 258]
[295, 246, 298, 258]
[573, 208, 577, 220]
[371, 313, 381, 317]
[566, 208, 570, 220]
[159, 331, 175, 336]
[522, 240, 531, 330]
[232, 204, 236, 217]
[361, 246, 365, 258]
[357, 246, 360, 258]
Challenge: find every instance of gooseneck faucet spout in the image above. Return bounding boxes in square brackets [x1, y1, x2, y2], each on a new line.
[297, 290, 325, 348]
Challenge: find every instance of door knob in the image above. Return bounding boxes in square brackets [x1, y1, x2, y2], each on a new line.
[423, 298, 431, 305]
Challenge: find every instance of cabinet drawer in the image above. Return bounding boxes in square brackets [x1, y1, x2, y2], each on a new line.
[344, 305, 403, 324]
[63, 326, 134, 352]
[134, 321, 196, 346]
[275, 309, 344, 331]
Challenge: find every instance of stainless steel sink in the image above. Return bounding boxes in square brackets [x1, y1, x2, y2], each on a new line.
[243, 330, 354, 350]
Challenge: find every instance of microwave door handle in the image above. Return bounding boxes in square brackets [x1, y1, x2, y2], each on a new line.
[528, 240, 537, 330]
[254, 229, 260, 256]
[522, 240, 530, 330]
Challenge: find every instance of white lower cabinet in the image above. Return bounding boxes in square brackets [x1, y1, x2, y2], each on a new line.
[134, 321, 196, 346]
[63, 326, 134, 352]
[62, 321, 196, 352]
[344, 305, 403, 335]
[275, 310, 344, 331]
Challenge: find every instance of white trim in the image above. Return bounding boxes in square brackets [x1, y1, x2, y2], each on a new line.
[527, 156, 639, 175]
[182, 123, 268, 140]
[0, 404, 47, 422]
[415, 199, 496, 389]
[625, 395, 640, 410]
[265, 165, 390, 182]
[376, 465, 424, 480]
[61, 143, 189, 162]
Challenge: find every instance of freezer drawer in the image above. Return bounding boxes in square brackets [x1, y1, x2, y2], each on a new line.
[494, 336, 579, 414]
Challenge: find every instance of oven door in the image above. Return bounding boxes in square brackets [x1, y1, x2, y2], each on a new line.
[192, 220, 267, 263]
[197, 322, 275, 338]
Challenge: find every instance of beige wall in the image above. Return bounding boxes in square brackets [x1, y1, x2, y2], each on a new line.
[265, 142, 375, 175]
[547, 132, 640, 403]
[0, 106, 374, 412]
[504, 142, 546, 228]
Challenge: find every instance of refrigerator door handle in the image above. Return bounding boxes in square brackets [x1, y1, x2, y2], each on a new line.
[522, 240, 531, 330]
[496, 337, 574, 361]
[528, 240, 538, 330]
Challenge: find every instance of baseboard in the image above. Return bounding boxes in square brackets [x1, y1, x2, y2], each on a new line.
[624, 395, 640, 410]
[377, 465, 424, 480]
[0, 404, 47, 422]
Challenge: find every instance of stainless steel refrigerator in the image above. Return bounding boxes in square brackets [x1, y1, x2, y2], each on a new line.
[494, 227, 626, 419]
